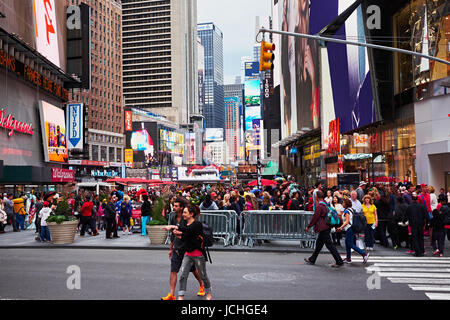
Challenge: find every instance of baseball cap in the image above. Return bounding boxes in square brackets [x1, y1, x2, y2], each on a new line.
[420, 183, 427, 189]
[210, 192, 217, 197]
[359, 181, 367, 186]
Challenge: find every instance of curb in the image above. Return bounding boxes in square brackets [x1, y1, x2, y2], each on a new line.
[0, 245, 318, 253]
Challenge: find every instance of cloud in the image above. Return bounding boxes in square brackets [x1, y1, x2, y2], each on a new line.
[197, 0, 271, 83]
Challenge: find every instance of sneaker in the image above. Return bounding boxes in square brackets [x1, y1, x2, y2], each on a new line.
[197, 285, 206, 297]
[330, 263, 344, 268]
[128, 231, 132, 235]
[406, 250, 415, 254]
[439, 254, 444, 257]
[393, 245, 398, 250]
[343, 258, 352, 264]
[161, 293, 176, 300]
[304, 258, 315, 265]
[433, 250, 440, 256]
[363, 252, 370, 264]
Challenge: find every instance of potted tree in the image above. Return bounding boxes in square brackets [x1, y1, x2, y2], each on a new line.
[146, 197, 168, 245]
[46, 199, 78, 244]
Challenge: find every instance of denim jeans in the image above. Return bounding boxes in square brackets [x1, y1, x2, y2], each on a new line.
[178, 254, 211, 296]
[141, 216, 150, 235]
[365, 224, 375, 248]
[40, 226, 51, 241]
[345, 227, 365, 259]
[16, 214, 25, 230]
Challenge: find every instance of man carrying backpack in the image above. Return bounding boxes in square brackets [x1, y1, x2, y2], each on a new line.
[337, 198, 369, 264]
[304, 191, 344, 267]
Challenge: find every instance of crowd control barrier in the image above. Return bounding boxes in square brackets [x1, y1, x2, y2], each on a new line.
[240, 211, 317, 248]
[200, 210, 238, 247]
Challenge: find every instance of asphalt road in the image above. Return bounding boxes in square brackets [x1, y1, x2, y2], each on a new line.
[0, 248, 427, 300]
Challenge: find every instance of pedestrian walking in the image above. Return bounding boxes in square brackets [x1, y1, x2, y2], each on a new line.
[140, 194, 152, 236]
[39, 201, 52, 242]
[304, 191, 344, 267]
[432, 194, 449, 257]
[330, 195, 344, 246]
[3, 194, 17, 232]
[406, 193, 429, 257]
[120, 195, 133, 235]
[362, 195, 378, 251]
[163, 204, 212, 300]
[161, 199, 204, 300]
[337, 198, 369, 264]
[392, 196, 409, 250]
[104, 196, 119, 239]
[79, 195, 99, 237]
[0, 200, 7, 233]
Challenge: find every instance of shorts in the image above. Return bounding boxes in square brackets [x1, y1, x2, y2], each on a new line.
[171, 249, 196, 273]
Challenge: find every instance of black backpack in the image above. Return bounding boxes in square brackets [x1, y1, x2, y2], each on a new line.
[199, 221, 214, 263]
[350, 208, 367, 234]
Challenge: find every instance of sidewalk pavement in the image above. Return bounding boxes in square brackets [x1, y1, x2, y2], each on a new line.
[0, 224, 447, 256]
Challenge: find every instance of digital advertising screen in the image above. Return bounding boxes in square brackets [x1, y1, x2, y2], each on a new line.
[244, 79, 261, 107]
[205, 128, 224, 142]
[39, 101, 68, 163]
[245, 106, 262, 132]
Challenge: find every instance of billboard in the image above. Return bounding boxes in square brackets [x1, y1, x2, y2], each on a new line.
[124, 110, 133, 131]
[39, 101, 68, 163]
[33, 0, 61, 68]
[245, 62, 260, 78]
[159, 128, 184, 155]
[66, 103, 84, 150]
[278, 0, 321, 139]
[310, 0, 375, 134]
[205, 128, 224, 142]
[244, 79, 261, 107]
[127, 122, 158, 164]
[244, 107, 262, 132]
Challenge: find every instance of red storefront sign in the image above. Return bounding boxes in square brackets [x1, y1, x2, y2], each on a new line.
[0, 108, 34, 137]
[124, 111, 132, 131]
[52, 168, 75, 183]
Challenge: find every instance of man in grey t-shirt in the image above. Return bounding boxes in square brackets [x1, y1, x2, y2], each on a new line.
[350, 191, 363, 214]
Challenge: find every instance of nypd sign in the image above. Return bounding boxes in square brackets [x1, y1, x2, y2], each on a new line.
[67, 103, 84, 150]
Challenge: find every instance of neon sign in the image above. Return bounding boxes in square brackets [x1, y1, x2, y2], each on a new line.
[0, 108, 34, 137]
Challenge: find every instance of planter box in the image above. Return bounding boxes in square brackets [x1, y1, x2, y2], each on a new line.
[47, 220, 78, 244]
[146, 225, 168, 245]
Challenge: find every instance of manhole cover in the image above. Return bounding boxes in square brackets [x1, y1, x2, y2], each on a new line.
[243, 272, 297, 282]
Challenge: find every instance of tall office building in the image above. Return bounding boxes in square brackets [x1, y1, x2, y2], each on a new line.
[122, 0, 198, 124]
[224, 84, 244, 162]
[66, 0, 125, 163]
[197, 22, 224, 129]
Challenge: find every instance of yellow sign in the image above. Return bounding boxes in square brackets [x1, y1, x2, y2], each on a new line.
[124, 149, 133, 163]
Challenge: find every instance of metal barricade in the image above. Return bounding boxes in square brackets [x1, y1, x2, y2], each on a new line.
[240, 210, 317, 248]
[200, 210, 238, 246]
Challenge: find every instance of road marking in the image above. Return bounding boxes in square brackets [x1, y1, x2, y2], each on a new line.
[373, 263, 450, 267]
[367, 267, 450, 272]
[408, 285, 450, 291]
[388, 278, 450, 284]
[355, 259, 450, 263]
[377, 272, 450, 278]
[425, 293, 450, 300]
[353, 256, 450, 260]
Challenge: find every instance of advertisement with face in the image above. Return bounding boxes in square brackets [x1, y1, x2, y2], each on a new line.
[39, 101, 68, 163]
[279, 0, 321, 139]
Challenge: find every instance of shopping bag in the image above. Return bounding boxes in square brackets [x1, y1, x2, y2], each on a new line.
[356, 238, 365, 250]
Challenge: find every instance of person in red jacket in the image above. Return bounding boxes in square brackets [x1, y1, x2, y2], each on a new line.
[304, 190, 344, 267]
[79, 195, 98, 237]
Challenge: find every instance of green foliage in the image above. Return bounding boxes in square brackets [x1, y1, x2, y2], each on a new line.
[46, 215, 70, 224]
[147, 197, 167, 226]
[55, 199, 70, 219]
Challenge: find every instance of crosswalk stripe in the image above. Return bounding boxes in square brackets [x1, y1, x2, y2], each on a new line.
[408, 285, 450, 291]
[354, 259, 450, 263]
[352, 256, 450, 260]
[373, 263, 450, 267]
[425, 293, 450, 300]
[367, 267, 450, 272]
[377, 272, 450, 278]
[388, 278, 450, 284]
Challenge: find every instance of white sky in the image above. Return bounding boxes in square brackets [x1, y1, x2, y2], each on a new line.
[197, 0, 272, 84]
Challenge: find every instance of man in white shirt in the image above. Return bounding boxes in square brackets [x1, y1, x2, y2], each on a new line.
[350, 191, 363, 214]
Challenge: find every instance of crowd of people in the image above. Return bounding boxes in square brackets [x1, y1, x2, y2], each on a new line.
[1, 179, 450, 299]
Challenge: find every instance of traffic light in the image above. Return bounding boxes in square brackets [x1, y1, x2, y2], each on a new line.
[260, 41, 275, 71]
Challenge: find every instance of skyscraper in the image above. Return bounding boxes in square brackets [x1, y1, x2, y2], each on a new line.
[197, 22, 224, 129]
[122, 0, 198, 124]
[224, 84, 244, 162]
[66, 0, 124, 162]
